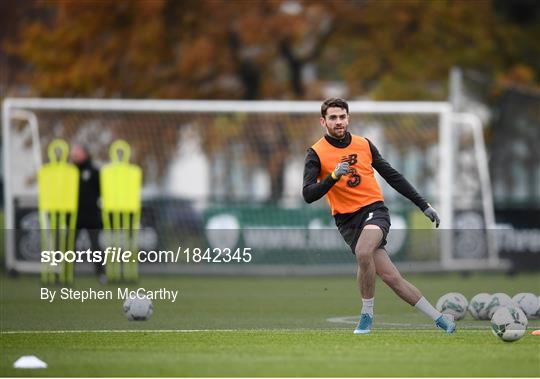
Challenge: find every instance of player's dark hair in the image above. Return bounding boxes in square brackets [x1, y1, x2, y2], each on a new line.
[321, 98, 349, 117]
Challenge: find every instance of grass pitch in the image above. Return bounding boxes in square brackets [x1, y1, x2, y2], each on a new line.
[1, 272, 539, 376]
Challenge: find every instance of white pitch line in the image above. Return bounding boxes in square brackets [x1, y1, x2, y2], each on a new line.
[326, 316, 361, 325]
[0, 328, 355, 335]
[0, 329, 238, 334]
[8, 318, 534, 334]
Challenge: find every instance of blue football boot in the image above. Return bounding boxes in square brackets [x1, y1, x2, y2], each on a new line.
[354, 313, 373, 334]
[435, 314, 456, 334]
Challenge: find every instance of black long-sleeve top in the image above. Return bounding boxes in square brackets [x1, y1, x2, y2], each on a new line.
[302, 132, 429, 213]
[76, 158, 102, 229]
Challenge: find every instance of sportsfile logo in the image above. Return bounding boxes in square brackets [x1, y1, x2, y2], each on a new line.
[40, 247, 181, 266]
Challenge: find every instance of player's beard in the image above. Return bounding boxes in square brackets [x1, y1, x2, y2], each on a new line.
[325, 123, 347, 139]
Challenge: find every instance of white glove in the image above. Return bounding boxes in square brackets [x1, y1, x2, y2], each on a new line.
[332, 162, 349, 180]
[424, 205, 440, 228]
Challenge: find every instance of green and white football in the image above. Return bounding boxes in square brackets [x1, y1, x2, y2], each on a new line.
[468, 293, 491, 320]
[491, 306, 528, 342]
[512, 293, 539, 319]
[436, 292, 468, 320]
[485, 293, 514, 319]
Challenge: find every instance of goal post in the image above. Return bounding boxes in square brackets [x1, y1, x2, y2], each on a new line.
[2, 98, 504, 275]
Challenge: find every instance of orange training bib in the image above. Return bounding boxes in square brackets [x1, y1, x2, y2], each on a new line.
[311, 135, 384, 215]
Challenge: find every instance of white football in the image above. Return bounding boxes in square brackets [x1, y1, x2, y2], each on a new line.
[512, 293, 539, 319]
[468, 293, 491, 320]
[491, 306, 528, 342]
[123, 295, 153, 321]
[485, 293, 514, 319]
[436, 292, 468, 320]
[532, 295, 540, 319]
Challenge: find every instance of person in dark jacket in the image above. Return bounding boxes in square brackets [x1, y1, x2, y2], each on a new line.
[71, 144, 106, 284]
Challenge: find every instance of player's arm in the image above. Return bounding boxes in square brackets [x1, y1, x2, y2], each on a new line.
[302, 148, 348, 203]
[368, 139, 440, 227]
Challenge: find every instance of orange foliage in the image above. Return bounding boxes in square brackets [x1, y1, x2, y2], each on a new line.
[3, 0, 539, 99]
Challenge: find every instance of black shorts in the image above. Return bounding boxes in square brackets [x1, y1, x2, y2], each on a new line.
[334, 201, 391, 254]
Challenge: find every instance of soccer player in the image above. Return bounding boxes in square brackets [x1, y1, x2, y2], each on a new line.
[302, 98, 456, 334]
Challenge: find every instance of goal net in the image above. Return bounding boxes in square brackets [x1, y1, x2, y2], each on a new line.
[2, 99, 502, 275]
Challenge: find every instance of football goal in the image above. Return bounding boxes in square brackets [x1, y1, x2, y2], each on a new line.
[2, 98, 504, 275]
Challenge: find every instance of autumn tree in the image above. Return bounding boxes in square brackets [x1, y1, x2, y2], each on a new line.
[325, 0, 539, 100]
